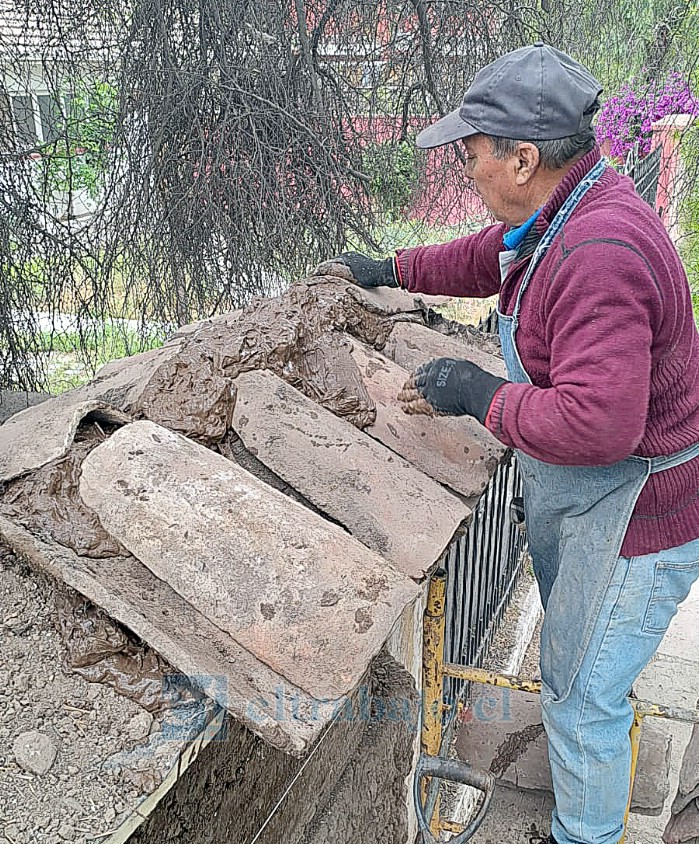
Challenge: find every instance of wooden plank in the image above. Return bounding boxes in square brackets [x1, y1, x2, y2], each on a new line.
[104, 708, 226, 844]
[0, 515, 329, 756]
[385, 321, 507, 380]
[232, 370, 471, 580]
[348, 340, 505, 499]
[79, 421, 419, 702]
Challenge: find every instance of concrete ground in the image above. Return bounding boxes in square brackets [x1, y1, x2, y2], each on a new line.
[626, 576, 699, 844]
[463, 578, 699, 844]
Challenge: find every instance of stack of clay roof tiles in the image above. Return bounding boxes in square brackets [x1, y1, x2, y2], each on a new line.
[0, 275, 506, 755]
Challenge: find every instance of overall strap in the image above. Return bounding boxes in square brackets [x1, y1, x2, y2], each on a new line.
[511, 158, 606, 326]
[648, 442, 699, 474]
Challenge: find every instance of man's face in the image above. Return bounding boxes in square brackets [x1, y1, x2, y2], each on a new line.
[461, 135, 528, 226]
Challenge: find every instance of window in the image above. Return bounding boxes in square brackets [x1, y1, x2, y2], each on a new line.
[11, 95, 36, 146]
[7, 91, 65, 148]
[360, 61, 385, 89]
[38, 94, 62, 143]
[0, 89, 12, 148]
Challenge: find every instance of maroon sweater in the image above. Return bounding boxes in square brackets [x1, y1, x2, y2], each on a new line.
[397, 147, 699, 557]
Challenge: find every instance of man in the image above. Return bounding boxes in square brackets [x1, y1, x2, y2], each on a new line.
[320, 44, 699, 844]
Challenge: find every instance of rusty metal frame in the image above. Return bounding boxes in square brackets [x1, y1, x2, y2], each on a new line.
[421, 571, 447, 837]
[420, 574, 699, 842]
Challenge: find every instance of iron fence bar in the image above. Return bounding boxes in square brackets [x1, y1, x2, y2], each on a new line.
[480, 481, 497, 647]
[469, 503, 484, 663]
[442, 452, 528, 704]
[626, 145, 661, 208]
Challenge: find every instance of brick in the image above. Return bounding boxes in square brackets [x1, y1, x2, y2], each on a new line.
[348, 339, 504, 499]
[0, 395, 130, 483]
[384, 321, 507, 379]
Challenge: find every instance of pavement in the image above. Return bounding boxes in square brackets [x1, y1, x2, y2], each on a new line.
[459, 577, 699, 844]
[626, 576, 699, 844]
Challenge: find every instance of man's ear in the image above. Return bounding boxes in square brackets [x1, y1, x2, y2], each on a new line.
[514, 143, 540, 185]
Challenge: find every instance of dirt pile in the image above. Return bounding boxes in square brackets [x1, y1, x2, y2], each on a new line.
[0, 550, 167, 843]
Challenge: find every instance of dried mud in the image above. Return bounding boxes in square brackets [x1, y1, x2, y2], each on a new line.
[0, 547, 202, 844]
[1, 421, 126, 558]
[2, 277, 493, 564]
[55, 590, 204, 714]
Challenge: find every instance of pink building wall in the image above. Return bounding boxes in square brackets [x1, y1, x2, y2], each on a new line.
[361, 114, 699, 233]
[353, 115, 489, 227]
[651, 114, 695, 242]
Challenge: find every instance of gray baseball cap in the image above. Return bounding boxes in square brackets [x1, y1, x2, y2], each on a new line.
[416, 43, 603, 149]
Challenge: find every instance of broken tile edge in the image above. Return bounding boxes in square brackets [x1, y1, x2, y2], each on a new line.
[0, 515, 335, 757]
[0, 399, 132, 483]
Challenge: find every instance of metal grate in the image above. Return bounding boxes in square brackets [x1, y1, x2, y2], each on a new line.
[442, 451, 527, 705]
[625, 144, 662, 209]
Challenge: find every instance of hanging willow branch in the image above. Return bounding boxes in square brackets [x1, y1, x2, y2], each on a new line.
[0, 0, 697, 390]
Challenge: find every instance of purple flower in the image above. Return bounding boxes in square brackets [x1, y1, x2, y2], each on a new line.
[597, 73, 699, 159]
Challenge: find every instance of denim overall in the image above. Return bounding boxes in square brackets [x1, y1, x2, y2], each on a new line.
[497, 159, 699, 843]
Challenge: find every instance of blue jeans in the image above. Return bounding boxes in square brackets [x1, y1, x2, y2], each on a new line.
[542, 537, 699, 844]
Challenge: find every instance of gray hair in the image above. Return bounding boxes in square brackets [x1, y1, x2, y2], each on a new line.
[489, 128, 597, 170]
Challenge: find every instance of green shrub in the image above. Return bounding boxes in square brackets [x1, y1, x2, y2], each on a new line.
[40, 79, 118, 201]
[362, 139, 419, 221]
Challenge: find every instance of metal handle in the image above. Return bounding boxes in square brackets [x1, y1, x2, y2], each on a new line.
[414, 755, 495, 843]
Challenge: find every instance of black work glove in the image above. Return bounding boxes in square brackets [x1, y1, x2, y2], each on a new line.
[398, 357, 507, 424]
[316, 252, 398, 288]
